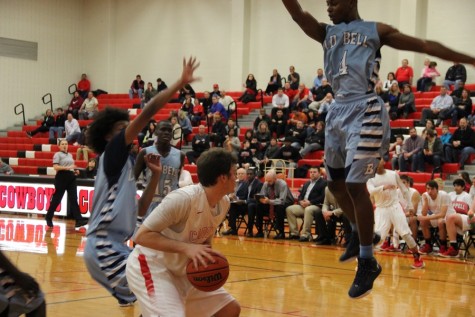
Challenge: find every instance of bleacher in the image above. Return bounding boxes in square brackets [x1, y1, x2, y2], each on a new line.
[2, 84, 474, 193]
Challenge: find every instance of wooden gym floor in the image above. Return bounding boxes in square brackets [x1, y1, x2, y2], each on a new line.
[2, 215, 475, 317]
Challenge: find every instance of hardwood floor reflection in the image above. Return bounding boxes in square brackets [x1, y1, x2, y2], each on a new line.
[1, 215, 475, 317]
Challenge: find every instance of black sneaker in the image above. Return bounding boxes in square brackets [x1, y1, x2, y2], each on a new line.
[348, 257, 382, 299]
[222, 229, 237, 236]
[75, 219, 89, 227]
[339, 231, 360, 262]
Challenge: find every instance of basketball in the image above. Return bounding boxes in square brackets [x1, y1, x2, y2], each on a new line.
[186, 254, 229, 292]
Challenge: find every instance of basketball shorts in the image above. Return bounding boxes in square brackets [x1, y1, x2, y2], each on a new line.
[374, 204, 412, 240]
[457, 214, 472, 235]
[126, 248, 236, 317]
[324, 94, 390, 183]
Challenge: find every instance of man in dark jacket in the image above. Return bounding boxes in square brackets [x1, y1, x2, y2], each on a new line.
[246, 167, 264, 237]
[185, 125, 210, 164]
[414, 129, 443, 172]
[286, 166, 327, 242]
[443, 62, 466, 91]
[223, 168, 249, 236]
[444, 117, 475, 169]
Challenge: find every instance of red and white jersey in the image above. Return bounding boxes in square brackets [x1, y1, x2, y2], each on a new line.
[449, 191, 472, 214]
[137, 184, 230, 277]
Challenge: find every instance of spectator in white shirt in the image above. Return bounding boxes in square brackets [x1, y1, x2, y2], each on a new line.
[271, 87, 290, 116]
[79, 92, 98, 120]
[420, 87, 453, 126]
[65, 113, 81, 144]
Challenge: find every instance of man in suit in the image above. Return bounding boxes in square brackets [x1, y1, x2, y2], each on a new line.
[246, 168, 263, 237]
[223, 168, 249, 236]
[314, 187, 352, 245]
[286, 166, 327, 242]
[257, 169, 295, 239]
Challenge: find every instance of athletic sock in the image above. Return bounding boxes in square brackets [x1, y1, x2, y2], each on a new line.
[450, 241, 458, 249]
[360, 244, 373, 259]
[425, 239, 431, 245]
[440, 240, 447, 247]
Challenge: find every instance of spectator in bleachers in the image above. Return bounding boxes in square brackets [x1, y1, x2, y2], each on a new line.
[444, 117, 475, 169]
[440, 124, 452, 152]
[141, 82, 157, 109]
[210, 83, 221, 97]
[68, 91, 83, 119]
[49, 107, 66, 141]
[79, 91, 98, 120]
[225, 118, 239, 137]
[170, 116, 182, 147]
[451, 89, 472, 126]
[270, 109, 287, 138]
[177, 84, 196, 103]
[287, 120, 307, 150]
[310, 68, 326, 95]
[389, 134, 404, 170]
[271, 87, 290, 116]
[443, 62, 467, 91]
[316, 92, 335, 122]
[223, 129, 241, 157]
[414, 128, 443, 173]
[222, 168, 248, 236]
[76, 126, 92, 161]
[398, 84, 416, 119]
[398, 127, 424, 172]
[180, 93, 194, 117]
[209, 113, 226, 147]
[243, 129, 254, 143]
[26, 109, 54, 138]
[207, 94, 228, 120]
[245, 168, 264, 237]
[128, 74, 144, 99]
[287, 108, 308, 131]
[315, 186, 352, 246]
[375, 85, 389, 104]
[200, 91, 212, 115]
[418, 180, 454, 255]
[191, 98, 204, 127]
[255, 121, 271, 152]
[219, 90, 235, 115]
[450, 178, 472, 213]
[256, 137, 280, 171]
[77, 73, 91, 99]
[290, 83, 313, 110]
[0, 161, 14, 175]
[178, 166, 193, 188]
[84, 158, 97, 179]
[139, 120, 157, 148]
[458, 171, 472, 193]
[177, 110, 192, 143]
[399, 175, 421, 241]
[272, 137, 301, 177]
[287, 66, 300, 90]
[416, 61, 440, 92]
[65, 113, 81, 144]
[253, 108, 272, 132]
[238, 74, 257, 104]
[382, 72, 397, 92]
[305, 110, 318, 132]
[395, 59, 414, 89]
[186, 125, 210, 165]
[257, 169, 295, 239]
[450, 81, 467, 99]
[300, 121, 325, 158]
[385, 82, 401, 120]
[283, 82, 298, 102]
[238, 140, 255, 170]
[156, 78, 167, 94]
[420, 87, 453, 126]
[265, 69, 282, 96]
[313, 79, 333, 102]
[286, 166, 327, 242]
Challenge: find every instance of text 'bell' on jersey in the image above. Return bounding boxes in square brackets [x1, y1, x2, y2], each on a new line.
[323, 20, 381, 99]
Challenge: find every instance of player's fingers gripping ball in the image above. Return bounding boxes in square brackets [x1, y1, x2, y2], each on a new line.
[186, 254, 229, 292]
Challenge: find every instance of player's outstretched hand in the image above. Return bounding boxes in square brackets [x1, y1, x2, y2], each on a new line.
[14, 272, 40, 297]
[181, 56, 201, 86]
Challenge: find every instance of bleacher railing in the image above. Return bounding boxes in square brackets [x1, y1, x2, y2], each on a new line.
[14, 103, 26, 126]
[68, 83, 77, 95]
[42, 93, 53, 112]
[228, 101, 238, 126]
[257, 89, 264, 108]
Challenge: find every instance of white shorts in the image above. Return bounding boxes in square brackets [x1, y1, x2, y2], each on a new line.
[374, 204, 411, 240]
[457, 214, 472, 235]
[126, 248, 236, 317]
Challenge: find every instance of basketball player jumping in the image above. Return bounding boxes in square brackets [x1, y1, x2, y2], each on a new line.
[83, 57, 199, 306]
[282, 0, 475, 298]
[126, 148, 241, 317]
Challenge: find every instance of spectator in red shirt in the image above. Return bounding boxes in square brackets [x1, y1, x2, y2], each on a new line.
[395, 59, 414, 89]
[77, 73, 91, 99]
[68, 91, 83, 119]
[283, 82, 297, 103]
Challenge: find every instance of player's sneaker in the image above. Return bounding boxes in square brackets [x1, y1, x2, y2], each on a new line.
[438, 245, 447, 254]
[118, 299, 135, 307]
[439, 246, 459, 258]
[379, 240, 390, 251]
[386, 245, 400, 252]
[418, 243, 433, 255]
[411, 257, 425, 269]
[348, 257, 382, 299]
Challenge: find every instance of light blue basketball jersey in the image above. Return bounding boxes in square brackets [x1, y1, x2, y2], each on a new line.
[323, 20, 381, 99]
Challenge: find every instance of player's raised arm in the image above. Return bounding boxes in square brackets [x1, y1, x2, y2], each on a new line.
[282, 0, 327, 43]
[124, 57, 200, 145]
[378, 23, 475, 67]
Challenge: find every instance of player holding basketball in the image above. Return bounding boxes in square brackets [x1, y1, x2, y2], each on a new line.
[282, 0, 475, 298]
[126, 148, 241, 317]
[83, 57, 199, 306]
[367, 159, 425, 269]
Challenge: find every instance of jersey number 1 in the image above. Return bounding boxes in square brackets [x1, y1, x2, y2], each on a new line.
[339, 50, 348, 75]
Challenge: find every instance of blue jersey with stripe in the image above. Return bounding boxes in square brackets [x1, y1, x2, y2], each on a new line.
[323, 20, 381, 99]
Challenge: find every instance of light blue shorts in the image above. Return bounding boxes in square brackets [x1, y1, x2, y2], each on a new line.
[324, 94, 390, 183]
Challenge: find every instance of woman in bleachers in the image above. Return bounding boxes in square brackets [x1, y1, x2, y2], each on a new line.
[223, 129, 241, 157]
[140, 120, 157, 148]
[386, 82, 401, 120]
[180, 93, 194, 117]
[177, 110, 192, 143]
[68, 91, 83, 119]
[238, 74, 257, 104]
[265, 69, 282, 96]
[170, 116, 182, 147]
[238, 140, 255, 170]
[398, 84, 416, 119]
[382, 72, 397, 92]
[243, 129, 254, 144]
[300, 120, 325, 158]
[451, 89, 473, 127]
[26, 109, 55, 138]
[255, 121, 271, 152]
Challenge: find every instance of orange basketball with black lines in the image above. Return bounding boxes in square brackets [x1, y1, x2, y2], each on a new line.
[186, 254, 229, 292]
